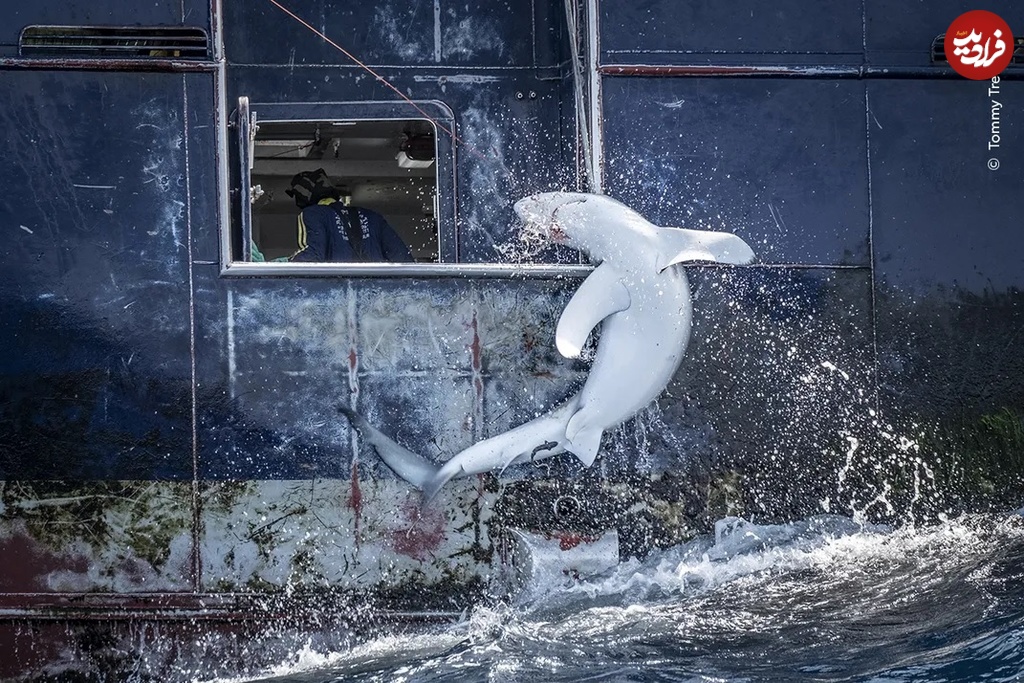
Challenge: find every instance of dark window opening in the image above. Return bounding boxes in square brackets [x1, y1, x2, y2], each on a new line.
[228, 98, 457, 270]
[250, 119, 439, 263]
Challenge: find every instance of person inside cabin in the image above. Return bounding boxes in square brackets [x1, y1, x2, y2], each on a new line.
[285, 168, 413, 263]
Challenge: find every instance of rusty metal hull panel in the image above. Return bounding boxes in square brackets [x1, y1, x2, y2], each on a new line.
[200, 478, 497, 603]
[0, 481, 194, 593]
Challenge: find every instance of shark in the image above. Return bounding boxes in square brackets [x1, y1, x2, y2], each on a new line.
[340, 192, 755, 500]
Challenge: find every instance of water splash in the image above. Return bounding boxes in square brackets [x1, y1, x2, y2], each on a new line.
[492, 217, 553, 263]
[213, 512, 1024, 683]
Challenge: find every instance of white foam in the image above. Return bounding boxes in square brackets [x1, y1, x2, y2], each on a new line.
[199, 513, 1024, 682]
[522, 513, 1023, 608]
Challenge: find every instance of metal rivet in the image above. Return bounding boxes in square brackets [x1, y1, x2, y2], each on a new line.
[553, 495, 581, 518]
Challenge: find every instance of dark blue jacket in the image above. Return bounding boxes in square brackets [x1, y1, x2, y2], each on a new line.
[290, 199, 413, 262]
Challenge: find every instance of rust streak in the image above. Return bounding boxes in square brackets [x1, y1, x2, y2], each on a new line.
[389, 500, 445, 561]
[349, 462, 363, 541]
[469, 313, 483, 375]
[553, 532, 602, 552]
[469, 311, 484, 440]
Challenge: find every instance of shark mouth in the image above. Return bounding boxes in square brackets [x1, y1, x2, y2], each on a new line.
[520, 216, 559, 242]
[496, 196, 586, 261]
[495, 215, 560, 261]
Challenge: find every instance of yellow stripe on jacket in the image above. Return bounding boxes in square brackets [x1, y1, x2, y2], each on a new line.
[288, 197, 337, 259]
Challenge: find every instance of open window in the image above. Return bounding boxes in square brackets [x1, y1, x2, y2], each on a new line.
[227, 98, 457, 272]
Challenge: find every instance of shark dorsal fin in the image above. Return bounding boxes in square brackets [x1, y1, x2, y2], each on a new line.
[556, 262, 631, 358]
[654, 226, 755, 272]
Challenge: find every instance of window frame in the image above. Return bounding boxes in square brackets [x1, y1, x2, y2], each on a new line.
[223, 97, 462, 275]
[220, 97, 592, 279]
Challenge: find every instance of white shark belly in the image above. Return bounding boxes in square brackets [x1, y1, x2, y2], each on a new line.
[570, 272, 692, 437]
[350, 192, 755, 498]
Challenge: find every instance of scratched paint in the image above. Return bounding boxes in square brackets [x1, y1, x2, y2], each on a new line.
[132, 96, 188, 255]
[0, 481, 193, 592]
[371, 5, 430, 61]
[441, 14, 506, 61]
[2, 269, 1015, 609]
[201, 478, 497, 596]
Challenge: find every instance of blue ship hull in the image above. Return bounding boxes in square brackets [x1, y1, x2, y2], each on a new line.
[0, 0, 1021, 677]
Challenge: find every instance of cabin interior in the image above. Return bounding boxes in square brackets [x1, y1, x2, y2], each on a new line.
[251, 119, 440, 262]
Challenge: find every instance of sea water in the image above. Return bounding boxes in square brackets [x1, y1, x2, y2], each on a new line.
[204, 512, 1024, 683]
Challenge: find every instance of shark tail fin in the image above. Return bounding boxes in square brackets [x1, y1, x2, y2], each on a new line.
[654, 226, 755, 272]
[339, 405, 440, 490]
[419, 395, 583, 501]
[421, 459, 464, 503]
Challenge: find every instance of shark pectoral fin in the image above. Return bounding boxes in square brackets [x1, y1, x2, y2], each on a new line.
[654, 227, 756, 272]
[556, 263, 631, 358]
